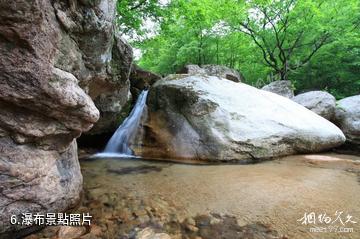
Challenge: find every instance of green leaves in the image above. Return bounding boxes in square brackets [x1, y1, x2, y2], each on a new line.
[116, 0, 165, 37]
[129, 0, 359, 97]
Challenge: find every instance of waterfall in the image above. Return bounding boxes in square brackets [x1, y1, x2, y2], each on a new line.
[95, 90, 149, 157]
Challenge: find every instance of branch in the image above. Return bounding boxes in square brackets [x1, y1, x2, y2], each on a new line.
[237, 22, 279, 70]
[261, 7, 287, 64]
[285, 30, 304, 58]
[290, 32, 330, 70]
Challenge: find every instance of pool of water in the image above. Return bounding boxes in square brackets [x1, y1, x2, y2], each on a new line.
[28, 153, 360, 239]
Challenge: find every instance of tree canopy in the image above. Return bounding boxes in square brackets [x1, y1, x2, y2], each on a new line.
[118, 0, 360, 98]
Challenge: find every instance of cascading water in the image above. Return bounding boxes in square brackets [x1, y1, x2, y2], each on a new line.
[95, 90, 149, 157]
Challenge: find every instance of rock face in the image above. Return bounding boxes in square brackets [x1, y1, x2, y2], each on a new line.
[0, 0, 132, 236]
[89, 86, 132, 135]
[130, 64, 162, 98]
[261, 80, 294, 98]
[0, 140, 82, 238]
[178, 64, 243, 82]
[133, 75, 345, 161]
[52, 0, 134, 134]
[292, 91, 336, 120]
[334, 95, 360, 151]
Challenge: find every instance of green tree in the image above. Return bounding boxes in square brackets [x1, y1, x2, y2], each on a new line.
[133, 0, 360, 97]
[292, 27, 360, 98]
[136, 0, 269, 83]
[226, 0, 359, 81]
[116, 0, 164, 37]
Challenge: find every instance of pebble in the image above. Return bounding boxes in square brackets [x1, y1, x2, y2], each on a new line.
[185, 224, 199, 232]
[57, 226, 87, 239]
[135, 227, 171, 239]
[184, 217, 196, 226]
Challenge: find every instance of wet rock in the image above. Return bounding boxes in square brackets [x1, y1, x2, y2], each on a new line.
[178, 64, 243, 82]
[293, 91, 336, 120]
[191, 215, 284, 239]
[58, 226, 87, 239]
[0, 0, 133, 236]
[261, 80, 294, 98]
[133, 75, 345, 162]
[163, 214, 289, 239]
[334, 95, 360, 152]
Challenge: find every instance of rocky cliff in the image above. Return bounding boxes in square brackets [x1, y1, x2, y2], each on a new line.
[0, 0, 132, 236]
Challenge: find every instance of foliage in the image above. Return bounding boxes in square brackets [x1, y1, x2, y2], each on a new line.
[118, 0, 360, 98]
[292, 28, 360, 98]
[116, 0, 164, 37]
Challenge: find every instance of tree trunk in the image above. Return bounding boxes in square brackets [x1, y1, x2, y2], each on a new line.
[216, 39, 219, 65]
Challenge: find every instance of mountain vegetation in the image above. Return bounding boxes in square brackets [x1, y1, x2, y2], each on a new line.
[117, 0, 360, 98]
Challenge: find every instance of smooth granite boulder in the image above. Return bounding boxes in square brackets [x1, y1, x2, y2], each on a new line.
[133, 75, 345, 162]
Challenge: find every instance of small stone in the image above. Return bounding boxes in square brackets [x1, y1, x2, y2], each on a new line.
[135, 227, 171, 239]
[135, 227, 155, 239]
[152, 233, 172, 239]
[209, 215, 221, 225]
[184, 218, 196, 226]
[58, 226, 87, 239]
[80, 233, 101, 239]
[118, 208, 132, 222]
[90, 224, 102, 236]
[236, 218, 248, 227]
[138, 215, 150, 224]
[134, 209, 148, 217]
[185, 224, 199, 232]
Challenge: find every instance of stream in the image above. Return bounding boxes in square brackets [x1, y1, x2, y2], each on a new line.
[70, 153, 360, 239]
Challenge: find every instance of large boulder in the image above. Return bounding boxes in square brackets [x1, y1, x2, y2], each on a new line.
[0, 0, 132, 236]
[0, 139, 82, 238]
[132, 75, 345, 162]
[334, 95, 360, 151]
[261, 80, 294, 98]
[53, 1, 134, 134]
[292, 91, 336, 120]
[178, 64, 243, 82]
